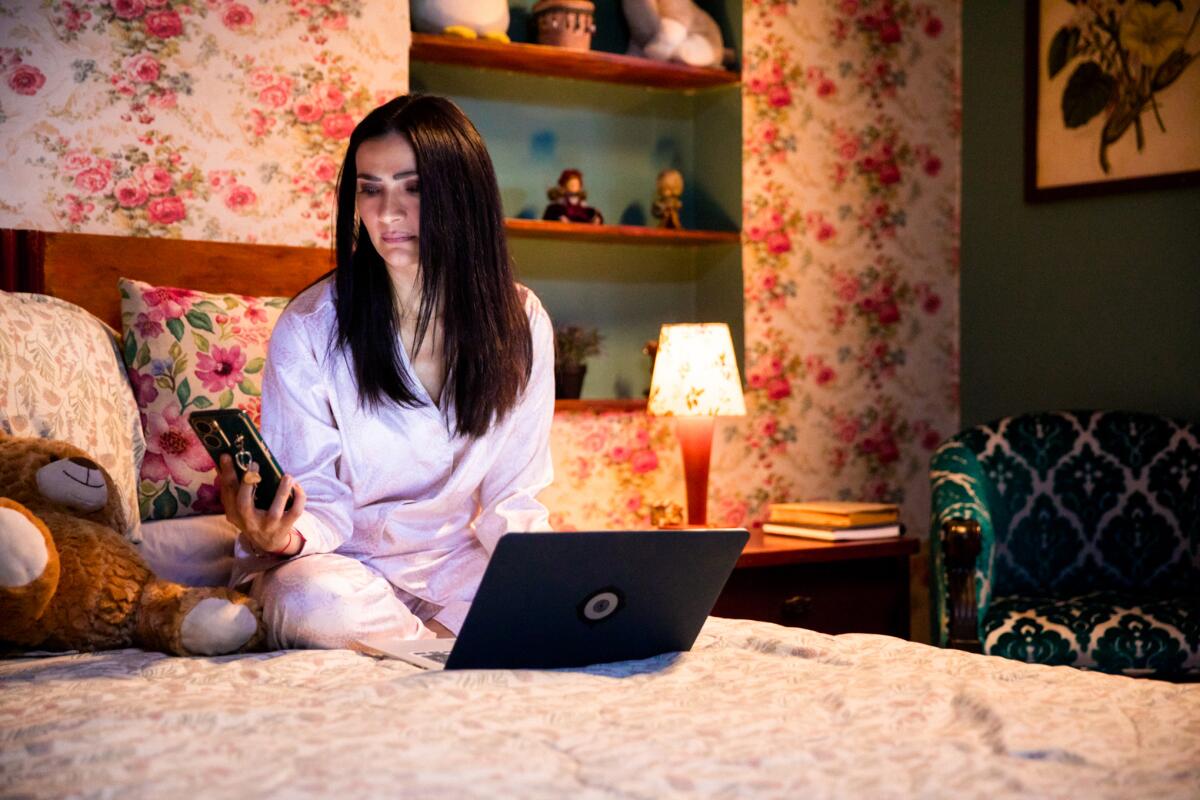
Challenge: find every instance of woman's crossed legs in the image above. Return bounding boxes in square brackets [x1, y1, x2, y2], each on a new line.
[251, 553, 439, 650]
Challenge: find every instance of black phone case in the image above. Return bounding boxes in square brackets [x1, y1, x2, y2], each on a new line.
[188, 409, 292, 512]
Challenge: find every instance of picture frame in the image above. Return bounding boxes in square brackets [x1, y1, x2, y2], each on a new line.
[1025, 0, 1200, 202]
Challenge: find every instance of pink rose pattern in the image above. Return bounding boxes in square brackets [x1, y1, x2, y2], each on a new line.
[41, 0, 210, 126]
[35, 131, 209, 233]
[546, 413, 679, 530]
[8, 0, 396, 246]
[542, 1, 959, 636]
[121, 278, 287, 519]
[285, 0, 359, 43]
[234, 50, 372, 241]
[1, 48, 48, 124]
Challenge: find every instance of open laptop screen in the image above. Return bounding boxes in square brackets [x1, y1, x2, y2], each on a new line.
[442, 528, 748, 670]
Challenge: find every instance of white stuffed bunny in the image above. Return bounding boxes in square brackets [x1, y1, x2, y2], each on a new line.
[622, 0, 724, 68]
[412, 0, 511, 42]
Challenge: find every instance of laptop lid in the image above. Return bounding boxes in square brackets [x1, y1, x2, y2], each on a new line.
[444, 528, 749, 670]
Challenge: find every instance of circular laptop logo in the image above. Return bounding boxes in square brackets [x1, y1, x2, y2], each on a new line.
[579, 588, 624, 624]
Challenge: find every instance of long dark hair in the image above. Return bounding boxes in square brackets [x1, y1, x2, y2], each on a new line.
[330, 94, 532, 438]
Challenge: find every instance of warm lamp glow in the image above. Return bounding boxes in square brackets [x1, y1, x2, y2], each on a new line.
[647, 323, 746, 526]
[647, 323, 746, 417]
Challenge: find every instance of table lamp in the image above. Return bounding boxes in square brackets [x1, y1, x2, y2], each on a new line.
[647, 323, 746, 526]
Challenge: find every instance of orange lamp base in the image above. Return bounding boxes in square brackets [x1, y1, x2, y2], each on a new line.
[675, 416, 715, 527]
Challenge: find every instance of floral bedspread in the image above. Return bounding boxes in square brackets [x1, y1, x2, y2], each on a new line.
[2, 617, 1198, 799]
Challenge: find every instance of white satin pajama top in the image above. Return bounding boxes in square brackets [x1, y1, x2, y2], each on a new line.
[254, 278, 555, 632]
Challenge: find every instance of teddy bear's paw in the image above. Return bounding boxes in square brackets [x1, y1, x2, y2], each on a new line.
[676, 35, 717, 68]
[644, 18, 688, 61]
[179, 597, 258, 656]
[0, 505, 51, 589]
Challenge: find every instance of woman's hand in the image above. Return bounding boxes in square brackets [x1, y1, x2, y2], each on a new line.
[218, 454, 307, 557]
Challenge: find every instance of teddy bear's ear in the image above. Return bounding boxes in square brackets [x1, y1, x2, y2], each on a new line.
[35, 456, 109, 513]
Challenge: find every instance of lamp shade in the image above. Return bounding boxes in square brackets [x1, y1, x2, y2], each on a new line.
[647, 323, 746, 417]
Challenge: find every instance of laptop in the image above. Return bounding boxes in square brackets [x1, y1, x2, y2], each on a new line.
[354, 528, 749, 670]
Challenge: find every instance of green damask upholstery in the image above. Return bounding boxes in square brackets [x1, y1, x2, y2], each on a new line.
[931, 411, 1200, 678]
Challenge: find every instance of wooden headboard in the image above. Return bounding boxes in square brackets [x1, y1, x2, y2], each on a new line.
[1, 229, 334, 330]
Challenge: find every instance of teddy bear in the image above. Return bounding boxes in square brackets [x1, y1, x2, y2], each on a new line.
[0, 435, 264, 656]
[412, 0, 511, 43]
[622, 0, 725, 68]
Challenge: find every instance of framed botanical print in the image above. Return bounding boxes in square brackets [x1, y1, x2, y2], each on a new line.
[1025, 0, 1200, 201]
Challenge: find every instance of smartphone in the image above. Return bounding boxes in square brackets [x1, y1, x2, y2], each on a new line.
[188, 409, 293, 512]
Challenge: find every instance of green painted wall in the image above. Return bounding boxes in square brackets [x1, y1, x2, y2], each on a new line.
[962, 5, 1200, 426]
[514, 239, 701, 398]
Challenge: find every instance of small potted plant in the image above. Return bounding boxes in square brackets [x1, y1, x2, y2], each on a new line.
[553, 323, 602, 399]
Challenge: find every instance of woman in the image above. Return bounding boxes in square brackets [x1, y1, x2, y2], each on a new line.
[218, 94, 555, 648]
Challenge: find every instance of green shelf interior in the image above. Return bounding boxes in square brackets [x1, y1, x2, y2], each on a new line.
[409, 1, 743, 400]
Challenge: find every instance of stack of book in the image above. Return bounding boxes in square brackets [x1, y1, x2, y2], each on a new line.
[763, 501, 903, 541]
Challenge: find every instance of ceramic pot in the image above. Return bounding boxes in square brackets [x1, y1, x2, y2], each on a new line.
[532, 0, 596, 50]
[554, 364, 587, 399]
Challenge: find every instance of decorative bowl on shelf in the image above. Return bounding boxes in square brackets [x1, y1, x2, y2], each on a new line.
[532, 0, 596, 51]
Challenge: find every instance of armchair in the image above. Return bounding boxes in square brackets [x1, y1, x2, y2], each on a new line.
[931, 410, 1199, 678]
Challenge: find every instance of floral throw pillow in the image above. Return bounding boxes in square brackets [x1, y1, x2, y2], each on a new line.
[120, 278, 288, 520]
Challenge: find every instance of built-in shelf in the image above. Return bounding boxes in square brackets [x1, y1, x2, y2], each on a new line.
[506, 219, 738, 245]
[554, 399, 648, 413]
[412, 20, 743, 409]
[411, 33, 739, 90]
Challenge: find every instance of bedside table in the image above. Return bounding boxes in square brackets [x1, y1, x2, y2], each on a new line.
[710, 529, 920, 639]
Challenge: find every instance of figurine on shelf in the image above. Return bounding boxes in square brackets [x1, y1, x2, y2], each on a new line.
[543, 169, 604, 225]
[622, 0, 725, 68]
[533, 0, 597, 51]
[652, 168, 684, 229]
[412, 0, 511, 43]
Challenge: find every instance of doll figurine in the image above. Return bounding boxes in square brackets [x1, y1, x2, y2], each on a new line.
[652, 168, 683, 229]
[543, 169, 603, 225]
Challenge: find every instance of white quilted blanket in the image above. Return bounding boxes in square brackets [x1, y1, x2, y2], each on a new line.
[2, 617, 1198, 799]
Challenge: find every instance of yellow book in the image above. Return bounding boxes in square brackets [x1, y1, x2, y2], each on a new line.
[768, 501, 899, 528]
[762, 522, 903, 541]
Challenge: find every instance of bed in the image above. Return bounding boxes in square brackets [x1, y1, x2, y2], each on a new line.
[2, 230, 1200, 798]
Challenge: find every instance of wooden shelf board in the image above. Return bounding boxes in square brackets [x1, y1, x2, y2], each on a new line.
[554, 399, 647, 413]
[411, 33, 739, 90]
[506, 218, 738, 245]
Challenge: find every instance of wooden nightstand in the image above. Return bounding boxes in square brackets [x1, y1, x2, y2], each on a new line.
[711, 529, 920, 639]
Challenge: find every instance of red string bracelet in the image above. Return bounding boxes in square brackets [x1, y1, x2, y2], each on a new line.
[267, 529, 306, 557]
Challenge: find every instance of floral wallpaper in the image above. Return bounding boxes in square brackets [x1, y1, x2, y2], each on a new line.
[542, 0, 960, 641]
[0, 0, 408, 246]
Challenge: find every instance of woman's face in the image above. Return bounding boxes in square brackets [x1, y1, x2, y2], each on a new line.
[355, 132, 420, 277]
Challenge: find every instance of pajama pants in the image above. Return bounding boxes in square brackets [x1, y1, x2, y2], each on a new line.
[247, 553, 440, 650]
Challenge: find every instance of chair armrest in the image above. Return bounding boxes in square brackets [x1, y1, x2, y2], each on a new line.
[929, 440, 998, 648]
[940, 518, 982, 653]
